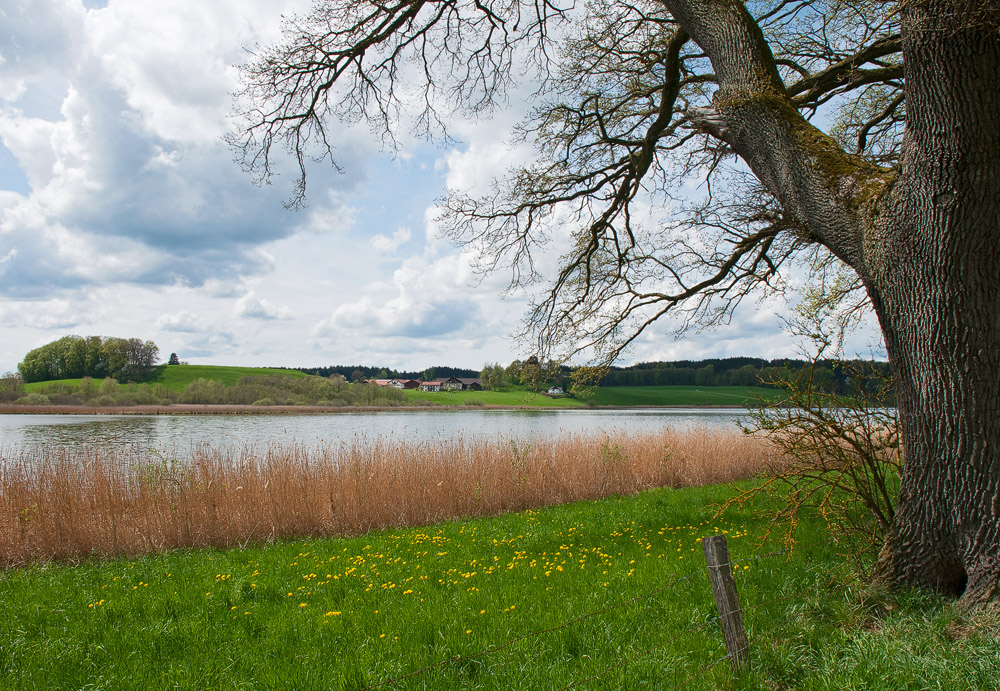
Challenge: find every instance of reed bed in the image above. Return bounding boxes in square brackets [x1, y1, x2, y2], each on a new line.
[1, 427, 778, 566]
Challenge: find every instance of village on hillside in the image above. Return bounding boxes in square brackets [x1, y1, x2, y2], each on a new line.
[368, 377, 565, 395]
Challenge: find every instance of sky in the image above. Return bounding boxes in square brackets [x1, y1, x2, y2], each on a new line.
[0, 0, 883, 375]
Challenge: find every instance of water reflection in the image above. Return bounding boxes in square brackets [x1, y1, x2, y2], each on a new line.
[15, 415, 162, 448]
[0, 408, 749, 456]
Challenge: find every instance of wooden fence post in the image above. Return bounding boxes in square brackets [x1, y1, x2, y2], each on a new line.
[702, 534, 749, 669]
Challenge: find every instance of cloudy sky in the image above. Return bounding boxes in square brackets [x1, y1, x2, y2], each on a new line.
[0, 0, 882, 374]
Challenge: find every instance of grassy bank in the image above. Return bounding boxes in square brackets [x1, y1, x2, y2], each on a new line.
[586, 385, 783, 407]
[2, 484, 997, 689]
[16, 369, 406, 408]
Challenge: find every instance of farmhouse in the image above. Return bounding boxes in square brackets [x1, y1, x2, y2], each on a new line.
[442, 377, 483, 391]
[369, 378, 405, 389]
[370, 377, 482, 392]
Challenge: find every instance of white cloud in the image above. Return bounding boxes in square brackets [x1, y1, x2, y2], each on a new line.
[155, 311, 211, 332]
[234, 292, 293, 321]
[370, 226, 411, 253]
[0, 0, 372, 298]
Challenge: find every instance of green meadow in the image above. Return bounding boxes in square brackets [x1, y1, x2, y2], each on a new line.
[403, 387, 585, 407]
[584, 385, 782, 407]
[147, 364, 308, 392]
[2, 483, 996, 690]
[23, 364, 306, 395]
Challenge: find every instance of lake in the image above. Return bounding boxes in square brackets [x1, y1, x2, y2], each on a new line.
[0, 408, 749, 454]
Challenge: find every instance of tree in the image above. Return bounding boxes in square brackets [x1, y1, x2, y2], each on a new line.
[0, 371, 24, 401]
[480, 362, 507, 390]
[19, 335, 160, 383]
[168, 352, 181, 366]
[231, 1, 1000, 607]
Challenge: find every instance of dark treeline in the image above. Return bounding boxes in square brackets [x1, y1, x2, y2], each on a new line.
[598, 358, 891, 396]
[18, 335, 160, 384]
[293, 365, 480, 382]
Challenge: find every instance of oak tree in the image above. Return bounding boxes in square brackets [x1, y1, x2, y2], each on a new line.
[231, 0, 1000, 607]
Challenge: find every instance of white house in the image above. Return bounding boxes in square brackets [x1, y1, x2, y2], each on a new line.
[370, 378, 405, 389]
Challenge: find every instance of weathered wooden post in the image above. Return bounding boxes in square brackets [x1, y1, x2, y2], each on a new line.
[702, 534, 749, 669]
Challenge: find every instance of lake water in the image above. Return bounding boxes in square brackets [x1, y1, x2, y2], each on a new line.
[0, 409, 749, 454]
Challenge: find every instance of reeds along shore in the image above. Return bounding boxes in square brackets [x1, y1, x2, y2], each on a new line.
[1, 428, 779, 566]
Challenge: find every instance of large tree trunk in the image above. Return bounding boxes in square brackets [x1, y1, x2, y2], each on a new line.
[665, 0, 1000, 606]
[870, 255, 1000, 606]
[867, 1, 1000, 607]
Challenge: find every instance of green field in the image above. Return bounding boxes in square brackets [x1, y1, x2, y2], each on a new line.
[404, 386, 586, 407]
[146, 364, 307, 393]
[2, 483, 996, 689]
[24, 364, 306, 394]
[586, 385, 783, 407]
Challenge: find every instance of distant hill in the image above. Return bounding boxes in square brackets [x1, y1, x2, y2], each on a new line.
[145, 365, 308, 393]
[25, 364, 307, 394]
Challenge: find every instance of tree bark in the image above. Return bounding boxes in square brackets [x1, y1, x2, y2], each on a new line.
[665, 0, 1000, 606]
[867, 0, 1000, 607]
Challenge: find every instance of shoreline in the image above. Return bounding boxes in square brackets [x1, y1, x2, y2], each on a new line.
[0, 402, 753, 416]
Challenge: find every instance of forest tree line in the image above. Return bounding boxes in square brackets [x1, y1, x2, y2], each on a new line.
[17, 335, 160, 384]
[298, 356, 891, 397]
[293, 365, 480, 382]
[595, 358, 892, 395]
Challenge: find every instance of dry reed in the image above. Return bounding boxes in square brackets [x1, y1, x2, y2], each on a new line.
[1, 427, 778, 566]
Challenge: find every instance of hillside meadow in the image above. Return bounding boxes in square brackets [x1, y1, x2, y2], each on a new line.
[22, 364, 307, 395]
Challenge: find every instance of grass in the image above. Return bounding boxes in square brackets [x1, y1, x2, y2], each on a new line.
[404, 387, 587, 407]
[146, 364, 307, 392]
[2, 485, 997, 689]
[23, 364, 307, 395]
[586, 385, 783, 407]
